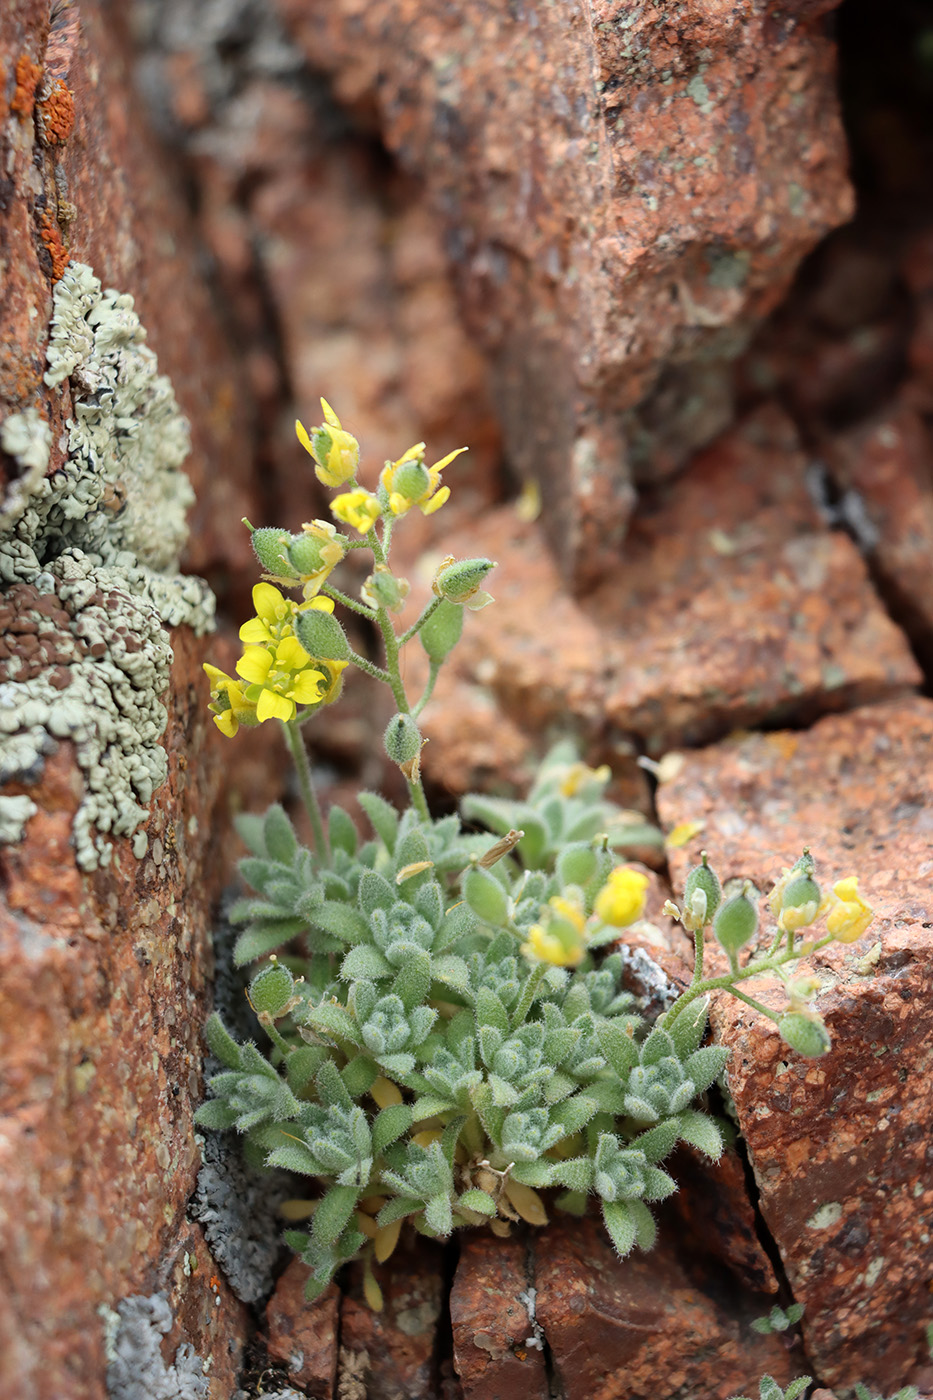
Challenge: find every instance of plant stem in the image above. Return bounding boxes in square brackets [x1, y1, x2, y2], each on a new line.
[399, 596, 441, 647]
[691, 925, 705, 985]
[322, 583, 377, 618]
[663, 933, 835, 1029]
[413, 659, 441, 719]
[347, 651, 391, 684]
[511, 962, 548, 1029]
[282, 718, 329, 865]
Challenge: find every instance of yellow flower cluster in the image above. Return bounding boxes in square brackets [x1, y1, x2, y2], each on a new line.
[522, 866, 649, 969]
[380, 442, 466, 517]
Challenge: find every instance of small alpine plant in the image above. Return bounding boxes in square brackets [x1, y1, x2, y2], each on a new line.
[197, 403, 876, 1305]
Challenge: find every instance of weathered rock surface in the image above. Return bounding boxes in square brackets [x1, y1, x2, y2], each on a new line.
[273, 0, 853, 586]
[658, 696, 933, 1392]
[338, 1238, 447, 1399]
[450, 1234, 546, 1400]
[266, 1260, 339, 1398]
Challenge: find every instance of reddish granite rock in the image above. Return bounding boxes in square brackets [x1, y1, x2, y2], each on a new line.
[339, 1237, 446, 1399]
[657, 697, 933, 1392]
[0, 631, 245, 1399]
[533, 1215, 802, 1400]
[667, 1143, 779, 1297]
[450, 1234, 548, 1400]
[274, 0, 852, 585]
[823, 401, 933, 667]
[399, 407, 919, 796]
[266, 1259, 339, 1398]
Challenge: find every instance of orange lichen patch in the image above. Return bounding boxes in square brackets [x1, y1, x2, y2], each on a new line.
[37, 209, 69, 282]
[11, 54, 43, 118]
[36, 79, 75, 146]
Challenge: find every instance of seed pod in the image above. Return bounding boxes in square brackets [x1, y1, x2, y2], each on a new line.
[779, 873, 822, 932]
[462, 863, 510, 926]
[295, 608, 350, 661]
[432, 556, 496, 605]
[778, 1011, 831, 1058]
[683, 853, 721, 926]
[420, 598, 464, 663]
[712, 883, 759, 956]
[384, 713, 422, 766]
[250, 526, 298, 578]
[249, 961, 295, 1017]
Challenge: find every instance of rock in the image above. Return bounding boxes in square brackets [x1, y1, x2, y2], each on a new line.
[399, 406, 919, 796]
[339, 1237, 446, 1399]
[274, 0, 853, 586]
[657, 696, 933, 1392]
[265, 1260, 339, 1398]
[822, 400, 933, 669]
[533, 1215, 802, 1400]
[449, 1234, 548, 1400]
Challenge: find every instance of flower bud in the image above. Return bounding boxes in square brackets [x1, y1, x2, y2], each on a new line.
[384, 713, 422, 767]
[778, 1011, 831, 1058]
[594, 867, 649, 928]
[432, 556, 496, 605]
[363, 565, 409, 613]
[419, 598, 464, 663]
[391, 456, 431, 504]
[297, 415, 360, 488]
[462, 863, 510, 926]
[778, 873, 822, 933]
[288, 531, 342, 579]
[295, 608, 350, 662]
[249, 525, 298, 579]
[712, 882, 759, 957]
[557, 843, 599, 889]
[683, 853, 721, 929]
[249, 960, 296, 1018]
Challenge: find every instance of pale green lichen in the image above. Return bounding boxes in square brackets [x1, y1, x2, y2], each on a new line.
[0, 408, 53, 532]
[0, 262, 215, 869]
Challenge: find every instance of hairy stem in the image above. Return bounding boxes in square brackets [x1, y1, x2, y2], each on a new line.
[399, 596, 442, 647]
[282, 718, 329, 864]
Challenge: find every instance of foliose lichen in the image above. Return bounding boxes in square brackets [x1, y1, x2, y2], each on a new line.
[0, 261, 215, 868]
[101, 1293, 209, 1400]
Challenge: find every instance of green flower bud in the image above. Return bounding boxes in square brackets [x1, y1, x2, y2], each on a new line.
[384, 713, 422, 766]
[288, 532, 335, 577]
[778, 1012, 831, 1058]
[419, 598, 464, 663]
[683, 853, 721, 928]
[462, 863, 510, 926]
[779, 873, 822, 932]
[295, 608, 350, 661]
[249, 961, 295, 1017]
[363, 565, 409, 612]
[432, 556, 496, 605]
[392, 457, 431, 503]
[712, 883, 759, 957]
[557, 843, 599, 889]
[249, 525, 298, 579]
[791, 848, 815, 875]
[309, 425, 360, 486]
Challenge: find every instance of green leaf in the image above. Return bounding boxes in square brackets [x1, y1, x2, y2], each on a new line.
[458, 1189, 497, 1217]
[372, 1104, 413, 1155]
[684, 1044, 730, 1092]
[677, 1109, 724, 1161]
[317, 1058, 353, 1109]
[549, 1095, 598, 1136]
[596, 1021, 639, 1078]
[204, 1013, 242, 1070]
[357, 791, 400, 853]
[375, 1196, 423, 1229]
[358, 869, 397, 916]
[630, 1118, 681, 1164]
[194, 1099, 239, 1130]
[760, 1382, 786, 1400]
[475, 987, 510, 1035]
[340, 945, 393, 981]
[263, 804, 299, 864]
[602, 1201, 637, 1258]
[266, 1141, 321, 1176]
[551, 1157, 594, 1192]
[430, 955, 471, 997]
[783, 1381, 812, 1400]
[424, 1193, 453, 1237]
[341, 1054, 379, 1097]
[628, 1199, 657, 1250]
[312, 1185, 361, 1246]
[665, 996, 710, 1059]
[329, 805, 358, 856]
[411, 1095, 455, 1121]
[315, 901, 372, 946]
[640, 1027, 676, 1066]
[304, 1001, 361, 1044]
[285, 1045, 326, 1094]
[392, 949, 432, 1012]
[233, 919, 307, 966]
[234, 811, 267, 855]
[509, 1160, 555, 1188]
[642, 1166, 677, 1202]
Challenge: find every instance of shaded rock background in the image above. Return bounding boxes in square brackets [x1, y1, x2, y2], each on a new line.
[1, 0, 932, 1397]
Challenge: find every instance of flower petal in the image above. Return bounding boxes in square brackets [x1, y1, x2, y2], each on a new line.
[256, 688, 295, 723]
[289, 670, 326, 704]
[253, 581, 286, 621]
[320, 397, 341, 428]
[236, 647, 274, 684]
[214, 710, 239, 737]
[295, 418, 314, 455]
[239, 617, 272, 644]
[276, 636, 312, 670]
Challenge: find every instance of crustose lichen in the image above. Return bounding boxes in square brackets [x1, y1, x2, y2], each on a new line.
[0, 262, 215, 868]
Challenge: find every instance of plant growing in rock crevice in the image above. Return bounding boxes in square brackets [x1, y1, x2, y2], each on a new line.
[197, 404, 876, 1303]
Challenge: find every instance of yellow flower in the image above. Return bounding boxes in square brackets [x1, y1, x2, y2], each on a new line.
[203, 663, 259, 737]
[238, 582, 334, 647]
[331, 489, 382, 534]
[235, 637, 325, 723]
[825, 877, 873, 944]
[379, 442, 466, 517]
[558, 761, 611, 798]
[594, 867, 649, 928]
[296, 399, 360, 488]
[521, 893, 587, 968]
